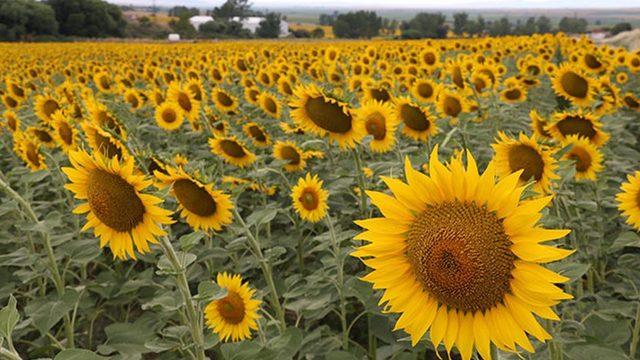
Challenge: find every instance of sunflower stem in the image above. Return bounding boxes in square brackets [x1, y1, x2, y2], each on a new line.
[233, 208, 287, 332]
[325, 215, 349, 350]
[351, 147, 368, 216]
[158, 236, 206, 360]
[630, 301, 640, 358]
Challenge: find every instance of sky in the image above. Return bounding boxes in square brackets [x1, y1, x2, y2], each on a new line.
[108, 0, 640, 9]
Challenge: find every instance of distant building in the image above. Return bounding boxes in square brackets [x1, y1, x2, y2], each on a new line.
[189, 16, 214, 31]
[168, 33, 181, 41]
[230, 16, 289, 37]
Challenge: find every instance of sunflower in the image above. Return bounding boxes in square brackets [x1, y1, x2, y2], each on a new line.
[156, 166, 233, 232]
[15, 133, 47, 171]
[362, 84, 393, 104]
[3, 110, 20, 132]
[411, 79, 441, 103]
[50, 111, 78, 152]
[391, 98, 434, 142]
[86, 100, 127, 140]
[34, 94, 61, 124]
[211, 88, 238, 113]
[353, 147, 573, 359]
[242, 122, 270, 147]
[62, 149, 173, 259]
[547, 110, 609, 147]
[500, 84, 527, 104]
[355, 100, 398, 153]
[94, 72, 114, 93]
[289, 84, 362, 148]
[492, 132, 559, 194]
[81, 122, 130, 160]
[2, 94, 20, 110]
[617, 171, 640, 231]
[155, 102, 184, 131]
[551, 64, 595, 107]
[167, 82, 200, 120]
[273, 141, 307, 172]
[204, 273, 261, 342]
[209, 136, 256, 168]
[561, 135, 603, 181]
[26, 126, 56, 148]
[173, 153, 188, 167]
[623, 93, 640, 111]
[529, 110, 553, 140]
[259, 92, 281, 119]
[291, 173, 329, 223]
[437, 90, 469, 119]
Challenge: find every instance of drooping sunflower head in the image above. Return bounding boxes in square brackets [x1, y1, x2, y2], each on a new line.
[259, 92, 281, 119]
[291, 173, 329, 223]
[547, 110, 609, 147]
[34, 94, 61, 124]
[154, 102, 184, 131]
[394, 97, 437, 142]
[354, 147, 573, 359]
[209, 136, 256, 168]
[50, 110, 78, 153]
[551, 64, 595, 107]
[561, 135, 603, 181]
[242, 122, 270, 147]
[492, 132, 559, 194]
[62, 149, 173, 260]
[155, 166, 233, 232]
[355, 100, 398, 153]
[204, 273, 261, 342]
[289, 84, 362, 149]
[273, 141, 306, 172]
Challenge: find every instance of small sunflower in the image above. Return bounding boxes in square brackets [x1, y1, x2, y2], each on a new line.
[259, 92, 281, 119]
[618, 171, 640, 231]
[155, 102, 184, 131]
[209, 136, 256, 168]
[167, 82, 200, 120]
[15, 133, 47, 171]
[243, 122, 271, 147]
[411, 79, 440, 103]
[34, 94, 61, 124]
[437, 90, 468, 119]
[492, 132, 559, 194]
[156, 166, 233, 232]
[50, 111, 78, 152]
[561, 135, 603, 181]
[291, 173, 329, 223]
[211, 88, 238, 113]
[547, 110, 609, 147]
[354, 147, 573, 359]
[204, 273, 261, 342]
[551, 64, 595, 107]
[82, 122, 130, 160]
[273, 141, 307, 172]
[529, 109, 553, 140]
[4, 110, 20, 132]
[500, 84, 527, 104]
[355, 100, 398, 153]
[394, 98, 438, 142]
[27, 126, 56, 148]
[62, 149, 173, 260]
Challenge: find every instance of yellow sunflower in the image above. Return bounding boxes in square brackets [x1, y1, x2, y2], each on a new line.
[492, 132, 559, 194]
[156, 166, 233, 232]
[353, 147, 573, 359]
[62, 149, 173, 260]
[618, 171, 640, 230]
[273, 141, 307, 172]
[167, 82, 200, 120]
[204, 273, 261, 342]
[27, 126, 56, 148]
[211, 88, 238, 113]
[243, 122, 271, 147]
[209, 136, 256, 168]
[291, 173, 329, 223]
[15, 133, 47, 171]
[50, 110, 78, 153]
[154, 102, 184, 131]
[547, 110, 609, 147]
[529, 109, 553, 140]
[81, 122, 130, 160]
[355, 100, 398, 153]
[551, 64, 595, 107]
[437, 90, 469, 119]
[394, 98, 438, 142]
[411, 79, 441, 103]
[500, 84, 528, 104]
[34, 94, 61, 124]
[259, 92, 282, 119]
[3, 110, 20, 133]
[561, 135, 603, 181]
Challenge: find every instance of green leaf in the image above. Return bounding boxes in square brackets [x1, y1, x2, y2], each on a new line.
[54, 349, 108, 360]
[179, 231, 205, 251]
[220, 341, 263, 360]
[246, 206, 278, 226]
[194, 281, 227, 302]
[566, 344, 627, 360]
[610, 231, 640, 251]
[0, 295, 19, 340]
[25, 290, 78, 335]
[550, 262, 590, 283]
[325, 351, 358, 360]
[267, 327, 303, 359]
[157, 252, 197, 275]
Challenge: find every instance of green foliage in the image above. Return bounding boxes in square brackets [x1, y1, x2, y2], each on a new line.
[311, 27, 325, 38]
[198, 20, 251, 39]
[333, 11, 382, 39]
[169, 16, 197, 39]
[559, 16, 589, 34]
[256, 13, 281, 39]
[211, 0, 252, 20]
[47, 0, 126, 38]
[168, 6, 199, 19]
[611, 22, 633, 36]
[400, 12, 447, 39]
[0, 0, 58, 41]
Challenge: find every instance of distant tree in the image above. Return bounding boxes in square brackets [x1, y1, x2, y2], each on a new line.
[291, 28, 310, 38]
[47, 0, 126, 37]
[212, 0, 251, 20]
[558, 17, 588, 33]
[536, 16, 552, 33]
[126, 17, 169, 39]
[489, 17, 512, 37]
[310, 27, 325, 38]
[401, 12, 447, 39]
[453, 12, 468, 35]
[319, 13, 336, 26]
[256, 12, 281, 38]
[0, 0, 58, 40]
[332, 11, 381, 39]
[611, 22, 632, 36]
[168, 6, 199, 18]
[515, 17, 536, 35]
[169, 16, 196, 38]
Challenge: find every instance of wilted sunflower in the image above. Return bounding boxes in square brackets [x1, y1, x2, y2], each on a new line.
[167, 82, 200, 120]
[273, 141, 306, 172]
[353, 147, 573, 359]
[291, 173, 329, 223]
[154, 102, 184, 131]
[259, 92, 281, 119]
[551, 64, 594, 107]
[547, 110, 609, 147]
[204, 273, 261, 342]
[618, 171, 640, 230]
[355, 100, 398, 153]
[561, 135, 603, 181]
[156, 166, 233, 232]
[529, 109, 553, 140]
[15, 133, 46, 171]
[243, 122, 270, 147]
[209, 136, 256, 168]
[492, 132, 559, 194]
[289, 84, 362, 148]
[62, 149, 173, 260]
[50, 111, 78, 152]
[211, 88, 238, 113]
[34, 94, 61, 124]
[82, 122, 130, 160]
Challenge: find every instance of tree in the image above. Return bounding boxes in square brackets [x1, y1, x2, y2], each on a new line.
[536, 16, 552, 34]
[489, 17, 512, 37]
[311, 27, 325, 38]
[332, 11, 381, 39]
[169, 16, 196, 39]
[558, 17, 588, 34]
[168, 6, 199, 18]
[515, 17, 537, 35]
[212, 0, 251, 20]
[319, 13, 336, 26]
[47, 0, 126, 37]
[0, 0, 58, 40]
[256, 12, 281, 38]
[400, 12, 447, 39]
[453, 12, 468, 35]
[611, 22, 632, 36]
[291, 28, 310, 38]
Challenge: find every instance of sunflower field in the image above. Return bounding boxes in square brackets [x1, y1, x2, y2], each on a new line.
[1, 35, 640, 360]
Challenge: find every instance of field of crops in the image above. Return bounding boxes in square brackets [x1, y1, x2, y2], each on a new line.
[1, 36, 640, 360]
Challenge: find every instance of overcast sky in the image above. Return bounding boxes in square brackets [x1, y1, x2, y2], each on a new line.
[108, 0, 640, 9]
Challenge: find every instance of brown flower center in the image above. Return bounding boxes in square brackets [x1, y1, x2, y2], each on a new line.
[416, 82, 434, 99]
[365, 112, 387, 140]
[87, 169, 145, 232]
[368, 88, 391, 103]
[508, 144, 545, 182]
[303, 96, 352, 134]
[442, 96, 462, 117]
[247, 125, 267, 142]
[504, 88, 522, 101]
[556, 116, 596, 140]
[216, 91, 234, 107]
[42, 100, 59, 118]
[560, 71, 588, 99]
[57, 123, 73, 145]
[173, 179, 217, 217]
[280, 145, 301, 165]
[162, 108, 177, 123]
[399, 104, 430, 132]
[219, 140, 247, 158]
[568, 147, 592, 173]
[216, 291, 246, 325]
[263, 97, 278, 115]
[177, 92, 192, 112]
[300, 189, 319, 210]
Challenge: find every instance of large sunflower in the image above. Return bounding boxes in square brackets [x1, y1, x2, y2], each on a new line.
[209, 136, 256, 168]
[551, 64, 595, 107]
[492, 132, 559, 194]
[273, 141, 307, 172]
[62, 150, 173, 260]
[204, 273, 261, 342]
[355, 100, 398, 153]
[353, 147, 573, 360]
[154, 102, 184, 131]
[547, 110, 609, 147]
[156, 166, 233, 232]
[290, 84, 362, 148]
[618, 171, 640, 231]
[394, 98, 437, 142]
[561, 135, 603, 181]
[291, 173, 329, 223]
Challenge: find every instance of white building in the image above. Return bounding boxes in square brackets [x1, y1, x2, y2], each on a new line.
[189, 16, 214, 31]
[230, 16, 289, 37]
